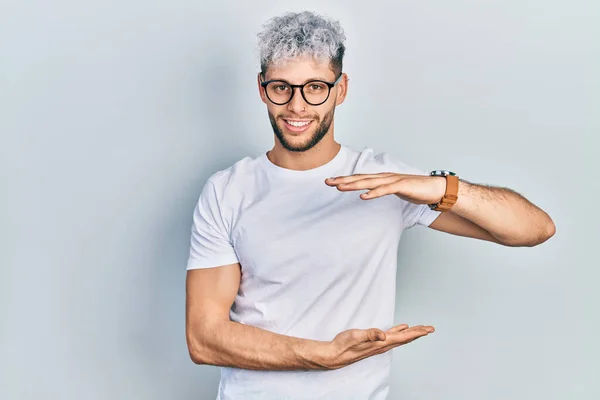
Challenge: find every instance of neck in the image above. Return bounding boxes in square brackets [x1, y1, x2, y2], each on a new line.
[267, 138, 341, 171]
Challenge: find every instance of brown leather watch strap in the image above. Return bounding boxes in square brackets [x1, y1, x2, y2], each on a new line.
[432, 174, 459, 212]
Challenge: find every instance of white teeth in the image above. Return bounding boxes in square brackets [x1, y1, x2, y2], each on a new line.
[286, 120, 311, 127]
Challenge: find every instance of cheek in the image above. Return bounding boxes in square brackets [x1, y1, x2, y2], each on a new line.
[266, 105, 281, 118]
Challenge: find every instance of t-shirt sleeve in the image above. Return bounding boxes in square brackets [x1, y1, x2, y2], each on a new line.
[186, 178, 239, 270]
[402, 196, 441, 229]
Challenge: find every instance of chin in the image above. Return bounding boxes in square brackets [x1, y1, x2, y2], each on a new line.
[283, 139, 315, 152]
[283, 127, 313, 139]
[278, 133, 314, 151]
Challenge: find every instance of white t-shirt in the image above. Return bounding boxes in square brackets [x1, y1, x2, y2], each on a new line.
[187, 144, 441, 400]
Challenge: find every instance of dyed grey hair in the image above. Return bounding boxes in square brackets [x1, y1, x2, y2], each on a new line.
[257, 11, 346, 77]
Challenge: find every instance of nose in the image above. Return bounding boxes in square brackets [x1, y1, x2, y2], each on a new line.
[287, 87, 309, 114]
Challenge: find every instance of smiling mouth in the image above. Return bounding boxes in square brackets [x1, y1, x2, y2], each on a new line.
[283, 119, 314, 133]
[284, 119, 312, 127]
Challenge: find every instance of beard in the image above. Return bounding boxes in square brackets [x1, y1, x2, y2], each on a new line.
[268, 106, 335, 152]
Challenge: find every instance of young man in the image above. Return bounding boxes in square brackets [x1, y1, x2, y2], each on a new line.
[185, 11, 555, 400]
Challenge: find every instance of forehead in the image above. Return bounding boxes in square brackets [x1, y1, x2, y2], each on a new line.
[265, 58, 336, 82]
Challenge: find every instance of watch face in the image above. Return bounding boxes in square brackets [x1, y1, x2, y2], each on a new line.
[430, 170, 457, 177]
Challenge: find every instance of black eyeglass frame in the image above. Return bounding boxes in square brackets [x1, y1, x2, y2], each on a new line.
[259, 73, 344, 106]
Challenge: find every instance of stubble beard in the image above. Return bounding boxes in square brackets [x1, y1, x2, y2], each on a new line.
[268, 106, 335, 152]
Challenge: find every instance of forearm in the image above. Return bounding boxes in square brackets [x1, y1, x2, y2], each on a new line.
[451, 180, 555, 246]
[187, 317, 329, 371]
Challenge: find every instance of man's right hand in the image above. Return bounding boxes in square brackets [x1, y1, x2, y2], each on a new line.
[319, 323, 435, 370]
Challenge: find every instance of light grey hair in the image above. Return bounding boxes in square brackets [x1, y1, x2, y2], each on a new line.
[257, 11, 346, 77]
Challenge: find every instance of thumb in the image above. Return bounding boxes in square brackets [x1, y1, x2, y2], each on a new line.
[360, 328, 387, 343]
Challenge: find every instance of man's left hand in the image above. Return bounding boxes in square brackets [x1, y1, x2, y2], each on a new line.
[325, 173, 447, 205]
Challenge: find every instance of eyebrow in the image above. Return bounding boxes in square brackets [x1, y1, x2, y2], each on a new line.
[268, 76, 333, 83]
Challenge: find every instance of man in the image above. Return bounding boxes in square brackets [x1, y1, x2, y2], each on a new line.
[185, 11, 555, 400]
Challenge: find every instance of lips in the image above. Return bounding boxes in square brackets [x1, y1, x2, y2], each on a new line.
[282, 119, 313, 133]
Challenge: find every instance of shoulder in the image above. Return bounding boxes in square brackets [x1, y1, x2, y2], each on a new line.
[205, 153, 260, 190]
[348, 146, 430, 176]
[201, 152, 265, 207]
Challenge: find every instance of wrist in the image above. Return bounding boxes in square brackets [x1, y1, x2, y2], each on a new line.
[428, 171, 459, 212]
[431, 176, 446, 203]
[295, 339, 332, 370]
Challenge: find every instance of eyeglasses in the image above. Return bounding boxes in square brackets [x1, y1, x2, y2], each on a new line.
[260, 73, 343, 106]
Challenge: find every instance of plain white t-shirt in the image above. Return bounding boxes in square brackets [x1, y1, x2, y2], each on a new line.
[186, 144, 441, 400]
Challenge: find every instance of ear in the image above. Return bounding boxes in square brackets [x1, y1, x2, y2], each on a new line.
[258, 72, 267, 104]
[335, 73, 349, 106]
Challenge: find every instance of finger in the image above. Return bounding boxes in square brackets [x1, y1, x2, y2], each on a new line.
[386, 323, 409, 333]
[325, 173, 396, 186]
[385, 325, 424, 337]
[335, 176, 400, 192]
[358, 332, 429, 360]
[374, 327, 434, 353]
[367, 326, 432, 351]
[376, 336, 422, 355]
[408, 325, 434, 334]
[388, 326, 435, 343]
[347, 326, 433, 363]
[360, 182, 398, 200]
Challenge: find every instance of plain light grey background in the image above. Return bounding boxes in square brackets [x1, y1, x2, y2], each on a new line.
[1, 0, 598, 399]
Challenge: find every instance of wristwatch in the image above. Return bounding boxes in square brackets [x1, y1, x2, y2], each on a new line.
[429, 170, 459, 211]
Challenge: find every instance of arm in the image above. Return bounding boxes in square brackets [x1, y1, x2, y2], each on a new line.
[429, 179, 556, 247]
[185, 263, 327, 370]
[325, 174, 555, 247]
[185, 263, 433, 371]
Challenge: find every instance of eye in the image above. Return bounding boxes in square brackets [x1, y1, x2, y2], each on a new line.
[306, 83, 326, 92]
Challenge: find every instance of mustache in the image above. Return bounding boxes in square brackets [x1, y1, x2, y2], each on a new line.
[278, 114, 318, 119]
